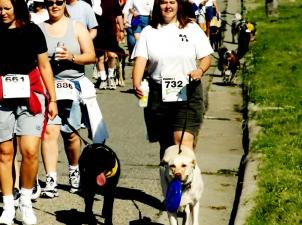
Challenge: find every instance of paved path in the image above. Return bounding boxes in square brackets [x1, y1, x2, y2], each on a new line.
[4, 0, 245, 224]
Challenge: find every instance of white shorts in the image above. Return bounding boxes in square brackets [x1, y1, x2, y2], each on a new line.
[0, 93, 46, 142]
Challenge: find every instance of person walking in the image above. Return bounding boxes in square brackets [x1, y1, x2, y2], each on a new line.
[126, 0, 154, 41]
[203, 0, 219, 36]
[132, 0, 213, 159]
[122, 0, 136, 63]
[38, 0, 96, 197]
[0, 0, 58, 223]
[93, 0, 125, 90]
[66, 0, 98, 39]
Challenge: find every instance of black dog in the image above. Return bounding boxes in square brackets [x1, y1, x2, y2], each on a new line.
[79, 144, 120, 225]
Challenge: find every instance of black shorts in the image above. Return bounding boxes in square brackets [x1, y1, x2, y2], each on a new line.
[144, 79, 204, 142]
[93, 25, 120, 57]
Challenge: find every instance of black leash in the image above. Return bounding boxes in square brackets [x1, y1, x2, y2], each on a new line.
[178, 78, 194, 154]
[65, 121, 91, 146]
[178, 110, 188, 154]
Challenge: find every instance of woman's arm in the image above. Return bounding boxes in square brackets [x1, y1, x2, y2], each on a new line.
[73, 22, 96, 65]
[132, 56, 148, 98]
[116, 15, 125, 41]
[213, 0, 219, 12]
[88, 28, 97, 40]
[189, 55, 212, 81]
[37, 52, 58, 119]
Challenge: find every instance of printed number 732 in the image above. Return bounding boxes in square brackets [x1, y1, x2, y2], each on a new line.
[165, 80, 183, 88]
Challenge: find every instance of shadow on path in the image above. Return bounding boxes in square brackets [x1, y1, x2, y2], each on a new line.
[54, 186, 165, 225]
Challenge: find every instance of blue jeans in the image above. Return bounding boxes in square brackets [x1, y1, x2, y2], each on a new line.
[126, 27, 135, 57]
[132, 15, 150, 34]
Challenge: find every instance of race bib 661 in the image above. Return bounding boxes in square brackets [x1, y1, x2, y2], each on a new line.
[2, 74, 30, 98]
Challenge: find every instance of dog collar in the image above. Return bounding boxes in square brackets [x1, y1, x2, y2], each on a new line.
[105, 158, 119, 178]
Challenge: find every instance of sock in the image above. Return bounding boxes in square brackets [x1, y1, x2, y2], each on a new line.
[20, 188, 32, 205]
[99, 70, 107, 80]
[2, 195, 14, 210]
[47, 172, 57, 182]
[69, 165, 79, 172]
[108, 68, 115, 78]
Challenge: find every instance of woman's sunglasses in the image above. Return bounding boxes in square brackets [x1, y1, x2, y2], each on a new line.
[45, 0, 65, 7]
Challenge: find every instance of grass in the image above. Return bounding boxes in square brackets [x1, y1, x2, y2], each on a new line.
[242, 0, 302, 224]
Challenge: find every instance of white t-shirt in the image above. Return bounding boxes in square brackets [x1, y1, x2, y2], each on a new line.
[66, 0, 98, 29]
[205, 0, 216, 7]
[127, 0, 154, 16]
[30, 10, 49, 24]
[132, 22, 213, 84]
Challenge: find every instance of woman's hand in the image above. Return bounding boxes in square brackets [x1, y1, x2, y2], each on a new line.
[133, 82, 144, 98]
[48, 101, 58, 120]
[189, 68, 204, 81]
[55, 47, 73, 61]
[132, 56, 148, 98]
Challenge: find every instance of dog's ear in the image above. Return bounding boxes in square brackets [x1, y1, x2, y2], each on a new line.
[159, 160, 168, 167]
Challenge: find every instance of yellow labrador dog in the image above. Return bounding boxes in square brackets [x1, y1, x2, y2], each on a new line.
[160, 145, 203, 225]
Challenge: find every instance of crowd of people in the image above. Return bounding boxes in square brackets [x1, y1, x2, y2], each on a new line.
[0, 0, 220, 224]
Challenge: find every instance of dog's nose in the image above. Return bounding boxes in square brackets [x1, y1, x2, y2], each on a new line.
[174, 173, 181, 179]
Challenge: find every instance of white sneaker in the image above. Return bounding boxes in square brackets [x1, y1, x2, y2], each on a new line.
[0, 208, 15, 225]
[13, 188, 21, 207]
[19, 201, 37, 225]
[69, 169, 80, 194]
[92, 66, 100, 80]
[31, 179, 41, 201]
[98, 79, 107, 90]
[40, 175, 58, 198]
[108, 77, 116, 90]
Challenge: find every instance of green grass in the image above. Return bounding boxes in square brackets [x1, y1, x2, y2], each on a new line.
[242, 0, 302, 224]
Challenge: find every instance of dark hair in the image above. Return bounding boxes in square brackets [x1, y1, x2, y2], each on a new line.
[150, 0, 192, 29]
[6, 0, 31, 27]
[33, 1, 45, 13]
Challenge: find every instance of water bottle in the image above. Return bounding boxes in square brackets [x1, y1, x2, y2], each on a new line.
[138, 79, 149, 108]
[55, 41, 64, 61]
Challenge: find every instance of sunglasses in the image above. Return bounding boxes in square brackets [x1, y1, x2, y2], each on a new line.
[45, 0, 65, 7]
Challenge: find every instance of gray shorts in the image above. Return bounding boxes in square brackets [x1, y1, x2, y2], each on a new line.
[48, 92, 82, 133]
[0, 93, 46, 142]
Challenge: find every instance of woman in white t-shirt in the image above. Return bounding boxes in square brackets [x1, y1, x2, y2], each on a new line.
[132, 0, 213, 159]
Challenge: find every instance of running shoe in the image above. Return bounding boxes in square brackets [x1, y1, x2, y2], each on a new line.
[40, 175, 58, 198]
[69, 169, 80, 194]
[31, 179, 41, 201]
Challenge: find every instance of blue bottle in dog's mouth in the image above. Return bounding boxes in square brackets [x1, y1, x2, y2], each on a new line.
[165, 178, 182, 212]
